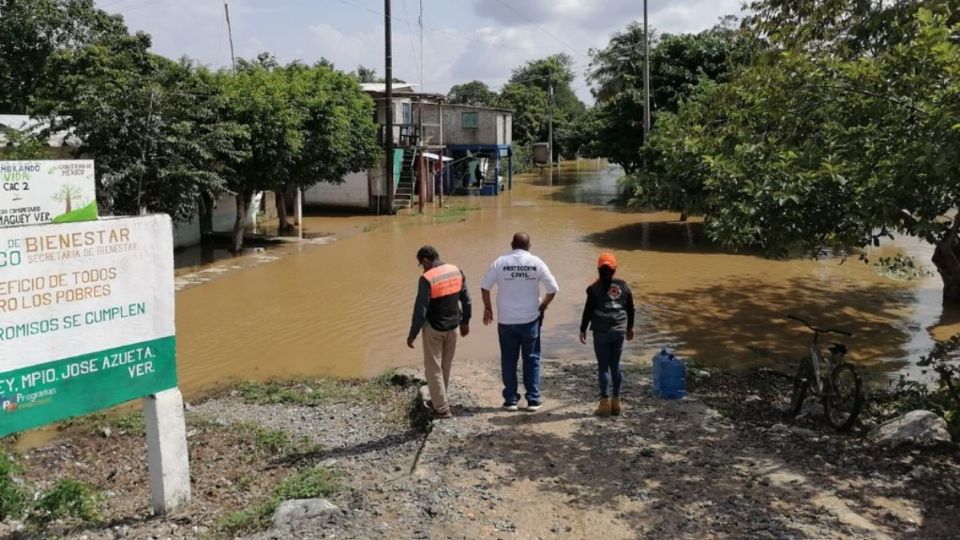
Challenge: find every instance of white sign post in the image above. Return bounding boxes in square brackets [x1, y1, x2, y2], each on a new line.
[0, 213, 190, 513]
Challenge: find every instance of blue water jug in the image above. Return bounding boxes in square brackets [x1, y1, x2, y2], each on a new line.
[652, 347, 687, 399]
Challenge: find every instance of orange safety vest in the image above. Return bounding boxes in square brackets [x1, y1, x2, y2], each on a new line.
[423, 263, 464, 299]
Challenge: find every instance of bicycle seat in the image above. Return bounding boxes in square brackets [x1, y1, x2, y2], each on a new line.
[828, 343, 848, 356]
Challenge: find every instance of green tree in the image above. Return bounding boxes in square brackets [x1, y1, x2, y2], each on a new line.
[587, 22, 653, 104]
[35, 33, 249, 224]
[354, 64, 377, 83]
[0, 128, 53, 160]
[53, 184, 83, 213]
[447, 81, 497, 107]
[630, 5, 960, 303]
[495, 83, 548, 147]
[0, 0, 127, 113]
[503, 53, 585, 159]
[582, 20, 745, 172]
[217, 62, 301, 251]
[275, 63, 378, 231]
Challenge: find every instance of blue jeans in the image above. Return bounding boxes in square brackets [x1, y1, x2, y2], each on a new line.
[593, 331, 624, 398]
[498, 320, 542, 404]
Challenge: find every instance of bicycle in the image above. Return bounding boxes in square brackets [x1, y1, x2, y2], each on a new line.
[787, 314, 864, 431]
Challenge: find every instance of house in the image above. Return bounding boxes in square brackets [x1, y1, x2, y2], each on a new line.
[432, 103, 513, 196]
[303, 83, 514, 213]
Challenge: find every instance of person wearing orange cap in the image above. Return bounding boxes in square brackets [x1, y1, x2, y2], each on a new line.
[579, 252, 635, 416]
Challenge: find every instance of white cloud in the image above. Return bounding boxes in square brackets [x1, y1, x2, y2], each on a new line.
[98, 0, 745, 102]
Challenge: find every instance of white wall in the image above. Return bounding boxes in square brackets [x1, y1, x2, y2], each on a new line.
[304, 171, 369, 208]
[172, 215, 201, 249]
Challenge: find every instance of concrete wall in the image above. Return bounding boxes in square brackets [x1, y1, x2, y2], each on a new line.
[172, 215, 201, 249]
[304, 171, 369, 208]
[438, 105, 513, 146]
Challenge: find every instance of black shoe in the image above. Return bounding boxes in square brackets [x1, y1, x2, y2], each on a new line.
[525, 400, 542, 411]
[502, 402, 519, 412]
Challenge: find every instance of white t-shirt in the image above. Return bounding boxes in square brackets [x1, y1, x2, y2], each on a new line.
[481, 249, 560, 325]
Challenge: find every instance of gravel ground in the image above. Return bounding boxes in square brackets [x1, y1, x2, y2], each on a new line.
[1, 361, 958, 539]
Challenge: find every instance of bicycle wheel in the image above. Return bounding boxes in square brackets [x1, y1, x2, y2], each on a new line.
[789, 357, 813, 417]
[823, 362, 863, 431]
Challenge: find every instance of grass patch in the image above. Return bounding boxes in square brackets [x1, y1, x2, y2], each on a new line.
[229, 372, 422, 429]
[230, 421, 319, 456]
[0, 449, 25, 520]
[216, 465, 339, 535]
[58, 409, 146, 436]
[433, 203, 480, 223]
[232, 371, 413, 407]
[0, 449, 101, 530]
[28, 479, 101, 527]
[873, 254, 933, 281]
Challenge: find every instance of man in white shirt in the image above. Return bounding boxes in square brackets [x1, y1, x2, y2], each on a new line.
[481, 232, 559, 411]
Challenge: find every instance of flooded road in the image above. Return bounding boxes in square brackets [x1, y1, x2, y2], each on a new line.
[174, 161, 959, 396]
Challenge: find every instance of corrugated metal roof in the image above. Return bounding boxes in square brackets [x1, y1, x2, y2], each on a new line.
[360, 82, 418, 93]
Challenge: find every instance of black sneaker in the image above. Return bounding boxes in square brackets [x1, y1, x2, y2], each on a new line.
[502, 402, 519, 412]
[525, 400, 542, 411]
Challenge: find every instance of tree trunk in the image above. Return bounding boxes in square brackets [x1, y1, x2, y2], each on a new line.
[679, 211, 688, 222]
[275, 189, 290, 233]
[932, 221, 960, 304]
[232, 190, 252, 253]
[199, 192, 214, 238]
[65, 195, 72, 213]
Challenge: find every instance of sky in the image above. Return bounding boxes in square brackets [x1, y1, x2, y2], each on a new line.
[93, 0, 744, 102]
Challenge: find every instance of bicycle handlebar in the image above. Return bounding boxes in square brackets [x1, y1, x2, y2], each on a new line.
[787, 314, 853, 337]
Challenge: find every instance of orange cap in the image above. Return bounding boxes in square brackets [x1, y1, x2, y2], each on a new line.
[597, 252, 617, 270]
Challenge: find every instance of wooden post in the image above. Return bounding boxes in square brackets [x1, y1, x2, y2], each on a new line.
[418, 153, 425, 214]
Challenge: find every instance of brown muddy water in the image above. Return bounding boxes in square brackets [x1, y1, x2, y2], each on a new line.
[173, 161, 958, 397]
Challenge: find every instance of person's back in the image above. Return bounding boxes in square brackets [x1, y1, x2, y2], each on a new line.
[484, 248, 556, 325]
[481, 232, 559, 411]
[579, 252, 634, 416]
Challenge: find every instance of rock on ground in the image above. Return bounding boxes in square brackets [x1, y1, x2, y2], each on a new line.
[272, 498, 339, 529]
[868, 410, 951, 448]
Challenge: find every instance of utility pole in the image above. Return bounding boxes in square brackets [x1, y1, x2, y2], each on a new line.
[547, 79, 554, 186]
[224, 1, 236, 71]
[384, 0, 395, 213]
[418, 0, 424, 93]
[642, 0, 651, 150]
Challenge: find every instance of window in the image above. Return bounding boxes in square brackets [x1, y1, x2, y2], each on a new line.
[402, 102, 412, 125]
[462, 112, 479, 129]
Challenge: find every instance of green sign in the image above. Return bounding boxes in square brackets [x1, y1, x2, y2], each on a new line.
[0, 215, 176, 436]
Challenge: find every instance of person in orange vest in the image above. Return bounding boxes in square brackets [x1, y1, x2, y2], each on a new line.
[407, 245, 472, 419]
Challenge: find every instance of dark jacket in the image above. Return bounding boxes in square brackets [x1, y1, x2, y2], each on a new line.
[580, 278, 635, 334]
[408, 261, 472, 340]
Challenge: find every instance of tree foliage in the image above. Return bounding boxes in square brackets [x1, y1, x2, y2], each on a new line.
[629, 2, 960, 302]
[218, 59, 377, 242]
[33, 29, 248, 222]
[497, 53, 585, 158]
[447, 80, 497, 107]
[581, 21, 746, 172]
[0, 0, 128, 113]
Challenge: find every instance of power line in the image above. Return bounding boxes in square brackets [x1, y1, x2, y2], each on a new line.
[491, 0, 591, 63]
[336, 0, 540, 56]
[400, 0, 422, 90]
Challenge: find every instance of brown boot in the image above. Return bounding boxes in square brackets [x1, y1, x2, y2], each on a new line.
[611, 397, 623, 416]
[594, 398, 612, 416]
